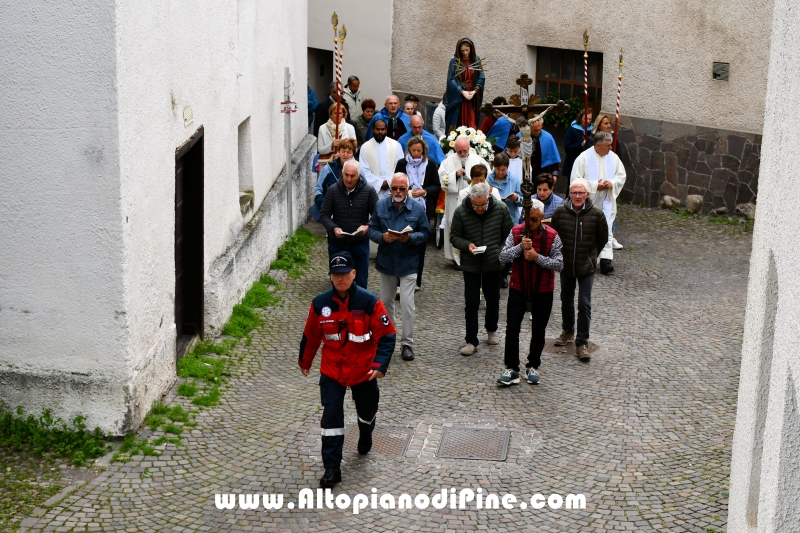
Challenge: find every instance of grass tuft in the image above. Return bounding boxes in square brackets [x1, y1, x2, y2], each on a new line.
[177, 381, 197, 397]
[0, 403, 109, 466]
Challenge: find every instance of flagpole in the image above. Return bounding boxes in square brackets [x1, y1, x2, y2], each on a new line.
[613, 49, 623, 153]
[582, 30, 589, 143]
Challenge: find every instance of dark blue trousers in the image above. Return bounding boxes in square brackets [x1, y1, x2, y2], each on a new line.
[319, 374, 379, 468]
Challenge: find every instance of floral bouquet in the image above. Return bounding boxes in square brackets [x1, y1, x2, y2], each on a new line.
[440, 126, 495, 164]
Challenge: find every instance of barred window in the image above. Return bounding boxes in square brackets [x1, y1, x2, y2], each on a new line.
[535, 47, 603, 112]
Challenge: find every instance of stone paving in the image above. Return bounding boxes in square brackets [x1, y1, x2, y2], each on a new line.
[21, 205, 752, 532]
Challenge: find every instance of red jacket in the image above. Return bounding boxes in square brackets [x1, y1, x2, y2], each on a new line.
[299, 284, 396, 386]
[509, 224, 558, 294]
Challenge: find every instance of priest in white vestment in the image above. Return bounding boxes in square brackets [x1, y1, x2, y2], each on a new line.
[438, 136, 491, 263]
[570, 131, 626, 273]
[359, 118, 404, 200]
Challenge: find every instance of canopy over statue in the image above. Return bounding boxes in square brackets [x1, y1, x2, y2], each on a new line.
[445, 37, 486, 131]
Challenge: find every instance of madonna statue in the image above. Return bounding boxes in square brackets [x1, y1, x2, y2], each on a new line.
[445, 37, 486, 131]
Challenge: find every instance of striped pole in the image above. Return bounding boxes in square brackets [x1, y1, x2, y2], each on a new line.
[613, 49, 624, 152]
[583, 30, 589, 142]
[332, 13, 341, 152]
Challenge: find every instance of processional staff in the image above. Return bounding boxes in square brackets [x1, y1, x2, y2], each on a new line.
[331, 13, 347, 154]
[613, 49, 623, 153]
[582, 29, 589, 143]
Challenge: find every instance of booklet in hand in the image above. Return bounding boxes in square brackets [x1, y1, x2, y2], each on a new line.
[471, 246, 487, 255]
[339, 228, 362, 236]
[388, 225, 414, 236]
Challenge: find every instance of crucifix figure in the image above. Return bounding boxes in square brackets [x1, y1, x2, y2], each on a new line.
[481, 74, 569, 236]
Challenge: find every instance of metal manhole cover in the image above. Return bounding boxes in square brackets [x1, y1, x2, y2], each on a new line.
[342, 426, 412, 456]
[543, 339, 599, 356]
[436, 428, 510, 461]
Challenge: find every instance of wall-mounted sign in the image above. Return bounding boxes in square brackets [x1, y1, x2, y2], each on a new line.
[280, 101, 298, 114]
[183, 106, 194, 126]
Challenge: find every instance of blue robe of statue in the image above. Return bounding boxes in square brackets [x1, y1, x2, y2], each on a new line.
[445, 56, 485, 130]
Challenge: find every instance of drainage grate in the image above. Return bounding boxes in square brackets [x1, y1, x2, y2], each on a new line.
[342, 426, 412, 456]
[543, 339, 599, 356]
[436, 428, 511, 461]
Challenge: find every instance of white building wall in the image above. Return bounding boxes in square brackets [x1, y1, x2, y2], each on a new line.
[0, 0, 311, 434]
[308, 0, 393, 105]
[0, 2, 129, 425]
[728, 0, 800, 530]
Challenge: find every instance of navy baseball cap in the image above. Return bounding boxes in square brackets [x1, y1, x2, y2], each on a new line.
[329, 252, 355, 274]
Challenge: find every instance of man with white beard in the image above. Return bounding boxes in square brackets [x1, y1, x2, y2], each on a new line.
[438, 136, 490, 267]
[368, 173, 431, 361]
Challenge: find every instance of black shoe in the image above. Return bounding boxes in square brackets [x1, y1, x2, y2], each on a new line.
[500, 276, 509, 288]
[600, 259, 614, 274]
[319, 467, 342, 488]
[357, 421, 375, 455]
[401, 345, 415, 361]
[452, 260, 462, 271]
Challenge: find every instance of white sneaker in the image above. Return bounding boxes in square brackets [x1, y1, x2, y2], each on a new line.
[460, 343, 477, 356]
[612, 238, 623, 250]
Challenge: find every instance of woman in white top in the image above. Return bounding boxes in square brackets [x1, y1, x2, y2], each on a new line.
[317, 102, 357, 155]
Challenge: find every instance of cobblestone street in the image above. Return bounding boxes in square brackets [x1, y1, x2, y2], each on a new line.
[22, 205, 752, 532]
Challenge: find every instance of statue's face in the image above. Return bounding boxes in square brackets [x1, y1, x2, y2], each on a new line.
[460, 44, 471, 58]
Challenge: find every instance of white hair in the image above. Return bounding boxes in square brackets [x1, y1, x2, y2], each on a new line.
[593, 131, 613, 145]
[570, 178, 590, 192]
[391, 172, 411, 187]
[342, 159, 360, 174]
[530, 199, 545, 213]
[469, 182, 490, 198]
[455, 135, 470, 146]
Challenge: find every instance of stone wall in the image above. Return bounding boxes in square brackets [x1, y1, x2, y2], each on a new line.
[615, 116, 761, 214]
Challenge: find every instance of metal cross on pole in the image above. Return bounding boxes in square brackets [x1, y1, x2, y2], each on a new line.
[481, 74, 569, 237]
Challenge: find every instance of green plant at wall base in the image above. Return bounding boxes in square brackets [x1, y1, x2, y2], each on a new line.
[222, 304, 260, 338]
[269, 228, 322, 272]
[0, 403, 109, 466]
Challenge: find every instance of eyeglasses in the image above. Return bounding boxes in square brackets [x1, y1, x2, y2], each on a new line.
[472, 203, 488, 210]
[569, 192, 588, 197]
[390, 186, 407, 191]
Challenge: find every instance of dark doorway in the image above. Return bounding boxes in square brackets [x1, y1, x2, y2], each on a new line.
[307, 46, 334, 111]
[175, 128, 204, 359]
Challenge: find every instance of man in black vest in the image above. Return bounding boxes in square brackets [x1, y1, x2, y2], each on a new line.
[496, 199, 563, 386]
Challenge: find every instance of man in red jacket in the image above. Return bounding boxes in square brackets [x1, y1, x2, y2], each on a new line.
[299, 252, 397, 488]
[496, 199, 564, 386]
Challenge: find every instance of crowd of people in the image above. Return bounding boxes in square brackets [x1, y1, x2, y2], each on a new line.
[302, 38, 627, 489]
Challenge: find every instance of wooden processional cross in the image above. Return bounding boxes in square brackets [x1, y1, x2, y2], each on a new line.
[480, 74, 570, 231]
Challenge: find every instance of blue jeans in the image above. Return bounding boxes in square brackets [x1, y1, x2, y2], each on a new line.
[560, 272, 594, 346]
[328, 239, 370, 289]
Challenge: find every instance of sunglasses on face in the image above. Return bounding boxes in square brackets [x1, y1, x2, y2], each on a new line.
[391, 186, 407, 191]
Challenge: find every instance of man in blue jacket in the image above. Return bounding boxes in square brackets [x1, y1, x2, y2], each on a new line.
[397, 115, 446, 166]
[365, 95, 410, 141]
[368, 173, 431, 361]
